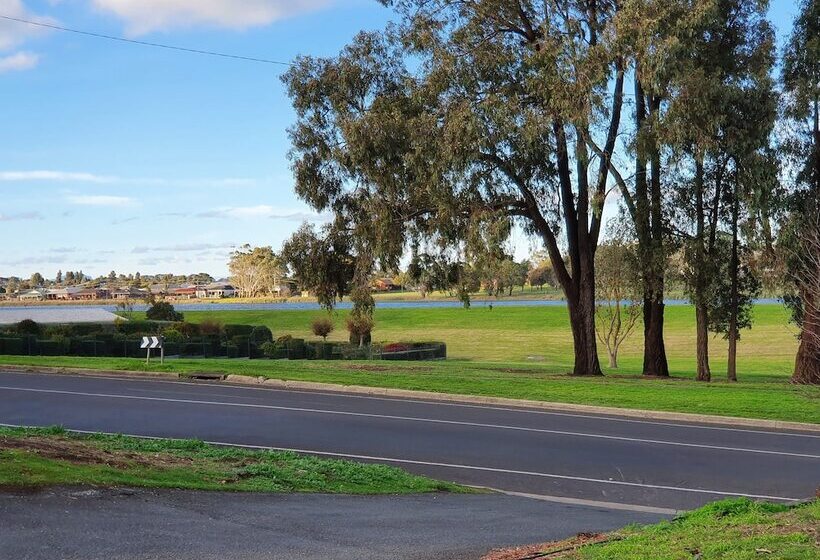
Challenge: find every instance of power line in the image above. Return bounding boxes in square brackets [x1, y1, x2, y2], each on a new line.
[0, 14, 293, 66]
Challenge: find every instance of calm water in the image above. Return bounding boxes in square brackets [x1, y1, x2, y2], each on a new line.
[0, 298, 783, 313]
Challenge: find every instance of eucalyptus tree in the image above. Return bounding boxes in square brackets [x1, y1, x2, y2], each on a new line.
[658, 0, 775, 381]
[605, 0, 774, 377]
[284, 0, 630, 376]
[782, 0, 820, 384]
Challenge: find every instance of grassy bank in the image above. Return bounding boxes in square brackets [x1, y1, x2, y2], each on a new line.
[0, 426, 463, 494]
[484, 499, 820, 559]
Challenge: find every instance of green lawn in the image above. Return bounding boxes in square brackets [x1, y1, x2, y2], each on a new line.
[508, 499, 820, 560]
[2, 304, 817, 424]
[0, 426, 464, 494]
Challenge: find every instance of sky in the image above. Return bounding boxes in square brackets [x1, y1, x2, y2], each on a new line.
[0, 0, 802, 279]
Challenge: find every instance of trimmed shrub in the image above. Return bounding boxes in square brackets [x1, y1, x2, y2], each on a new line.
[224, 324, 255, 338]
[311, 317, 334, 341]
[116, 321, 162, 335]
[275, 334, 293, 347]
[16, 319, 41, 336]
[174, 322, 200, 338]
[250, 326, 273, 345]
[146, 302, 184, 322]
[260, 341, 277, 358]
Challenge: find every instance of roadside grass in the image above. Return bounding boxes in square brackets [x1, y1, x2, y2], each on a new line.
[0, 426, 464, 494]
[1, 304, 817, 423]
[1, 355, 817, 423]
[491, 499, 820, 560]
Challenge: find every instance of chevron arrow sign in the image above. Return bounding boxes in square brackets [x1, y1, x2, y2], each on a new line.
[141, 336, 163, 349]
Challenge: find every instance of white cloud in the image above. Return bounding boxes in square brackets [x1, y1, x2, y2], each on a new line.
[195, 205, 327, 221]
[91, 0, 332, 35]
[0, 170, 117, 183]
[66, 195, 136, 207]
[0, 1, 53, 51]
[0, 50, 39, 73]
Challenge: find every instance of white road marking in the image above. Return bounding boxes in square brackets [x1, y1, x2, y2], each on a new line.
[0, 422, 803, 504]
[1, 384, 818, 459]
[4, 369, 818, 439]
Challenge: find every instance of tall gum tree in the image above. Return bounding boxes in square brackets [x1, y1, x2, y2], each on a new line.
[782, 0, 820, 384]
[284, 1, 631, 376]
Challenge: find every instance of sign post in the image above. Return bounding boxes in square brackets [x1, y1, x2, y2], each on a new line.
[141, 336, 164, 364]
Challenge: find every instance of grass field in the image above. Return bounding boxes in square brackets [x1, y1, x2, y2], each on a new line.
[1, 304, 817, 423]
[485, 499, 820, 559]
[0, 426, 463, 494]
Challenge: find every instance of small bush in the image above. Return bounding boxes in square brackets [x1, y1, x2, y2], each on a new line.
[311, 317, 334, 341]
[260, 341, 277, 358]
[16, 319, 41, 336]
[174, 322, 199, 338]
[161, 328, 184, 343]
[146, 302, 184, 322]
[346, 316, 374, 347]
[275, 334, 293, 347]
[250, 326, 273, 345]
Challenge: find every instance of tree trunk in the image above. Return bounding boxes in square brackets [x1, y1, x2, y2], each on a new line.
[642, 294, 670, 377]
[792, 316, 820, 384]
[727, 192, 740, 382]
[608, 352, 618, 368]
[694, 159, 711, 382]
[695, 303, 711, 382]
[566, 277, 603, 377]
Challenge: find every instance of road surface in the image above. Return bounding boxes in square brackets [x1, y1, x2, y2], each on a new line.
[0, 370, 817, 512]
[0, 487, 662, 560]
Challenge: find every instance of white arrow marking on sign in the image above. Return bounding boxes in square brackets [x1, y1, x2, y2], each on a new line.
[140, 336, 163, 349]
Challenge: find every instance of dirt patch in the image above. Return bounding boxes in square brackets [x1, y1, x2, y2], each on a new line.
[0, 436, 193, 470]
[481, 532, 612, 560]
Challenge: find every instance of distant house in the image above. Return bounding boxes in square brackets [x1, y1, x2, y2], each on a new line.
[46, 287, 84, 300]
[168, 286, 199, 300]
[372, 278, 400, 292]
[73, 288, 109, 300]
[273, 280, 298, 297]
[111, 287, 147, 300]
[18, 288, 48, 301]
[196, 282, 236, 299]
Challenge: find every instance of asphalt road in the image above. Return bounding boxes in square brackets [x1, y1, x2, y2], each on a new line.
[1, 371, 817, 511]
[0, 487, 663, 560]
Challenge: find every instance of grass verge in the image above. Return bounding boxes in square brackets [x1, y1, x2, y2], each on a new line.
[1, 355, 818, 424]
[0, 426, 465, 495]
[483, 498, 820, 560]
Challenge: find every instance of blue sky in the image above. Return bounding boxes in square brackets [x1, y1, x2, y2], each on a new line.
[0, 0, 800, 279]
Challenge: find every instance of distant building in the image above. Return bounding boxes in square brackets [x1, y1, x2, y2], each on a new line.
[372, 278, 400, 292]
[196, 282, 236, 299]
[111, 287, 148, 300]
[18, 288, 48, 301]
[168, 286, 199, 299]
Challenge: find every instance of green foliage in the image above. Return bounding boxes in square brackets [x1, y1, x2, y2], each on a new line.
[259, 341, 277, 358]
[15, 319, 41, 336]
[228, 244, 285, 298]
[250, 325, 274, 345]
[145, 302, 184, 322]
[281, 224, 355, 309]
[161, 328, 184, 343]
